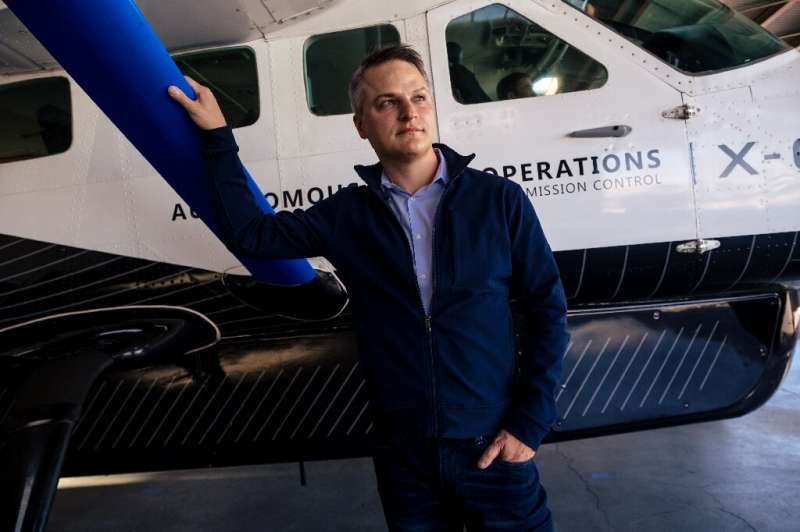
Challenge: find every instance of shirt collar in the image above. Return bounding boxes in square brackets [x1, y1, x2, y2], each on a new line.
[380, 148, 449, 193]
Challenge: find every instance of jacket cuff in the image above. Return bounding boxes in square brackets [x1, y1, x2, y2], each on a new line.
[201, 125, 239, 154]
[503, 407, 552, 451]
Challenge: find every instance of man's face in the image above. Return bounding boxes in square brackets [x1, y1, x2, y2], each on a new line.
[512, 76, 534, 99]
[353, 60, 436, 162]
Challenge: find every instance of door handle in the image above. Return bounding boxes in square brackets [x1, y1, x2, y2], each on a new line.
[568, 125, 632, 138]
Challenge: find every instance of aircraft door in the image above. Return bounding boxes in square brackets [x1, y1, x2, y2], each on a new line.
[426, 1, 700, 254]
[683, 81, 799, 239]
[679, 87, 769, 295]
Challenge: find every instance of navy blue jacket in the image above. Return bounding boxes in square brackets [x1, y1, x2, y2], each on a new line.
[202, 127, 569, 450]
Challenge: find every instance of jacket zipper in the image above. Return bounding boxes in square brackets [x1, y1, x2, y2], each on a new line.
[426, 180, 456, 437]
[366, 166, 463, 438]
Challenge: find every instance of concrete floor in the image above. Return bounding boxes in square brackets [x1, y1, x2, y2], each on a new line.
[48, 356, 800, 532]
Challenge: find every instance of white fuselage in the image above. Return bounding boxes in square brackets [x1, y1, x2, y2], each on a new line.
[1, 0, 799, 276]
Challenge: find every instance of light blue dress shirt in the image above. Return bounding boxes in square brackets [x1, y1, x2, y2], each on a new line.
[380, 149, 449, 316]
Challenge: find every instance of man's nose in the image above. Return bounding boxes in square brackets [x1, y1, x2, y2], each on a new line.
[399, 98, 417, 120]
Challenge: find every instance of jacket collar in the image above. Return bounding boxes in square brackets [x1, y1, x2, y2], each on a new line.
[354, 143, 476, 195]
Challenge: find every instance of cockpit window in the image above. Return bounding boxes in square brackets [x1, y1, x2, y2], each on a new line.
[0, 77, 72, 164]
[562, 0, 790, 74]
[173, 47, 259, 128]
[445, 4, 608, 105]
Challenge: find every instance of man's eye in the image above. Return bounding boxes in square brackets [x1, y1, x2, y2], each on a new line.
[414, 95, 426, 102]
[379, 100, 395, 109]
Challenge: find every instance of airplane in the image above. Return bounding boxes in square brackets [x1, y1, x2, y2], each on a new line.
[1, 0, 799, 529]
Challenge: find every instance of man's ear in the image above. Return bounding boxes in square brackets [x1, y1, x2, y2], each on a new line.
[353, 113, 367, 140]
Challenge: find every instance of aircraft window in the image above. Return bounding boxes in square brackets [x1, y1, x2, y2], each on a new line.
[562, 0, 789, 74]
[304, 24, 401, 116]
[445, 4, 608, 105]
[173, 47, 259, 128]
[0, 77, 72, 164]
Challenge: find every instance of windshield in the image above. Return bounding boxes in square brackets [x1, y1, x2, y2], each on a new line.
[562, 0, 790, 74]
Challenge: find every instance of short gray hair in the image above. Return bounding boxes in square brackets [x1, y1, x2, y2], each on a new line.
[348, 44, 428, 115]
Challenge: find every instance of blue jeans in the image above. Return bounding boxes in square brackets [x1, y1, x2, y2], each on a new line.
[371, 434, 554, 532]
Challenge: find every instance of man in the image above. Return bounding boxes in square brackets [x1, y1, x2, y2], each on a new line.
[168, 44, 568, 531]
[447, 41, 490, 104]
[497, 72, 535, 101]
